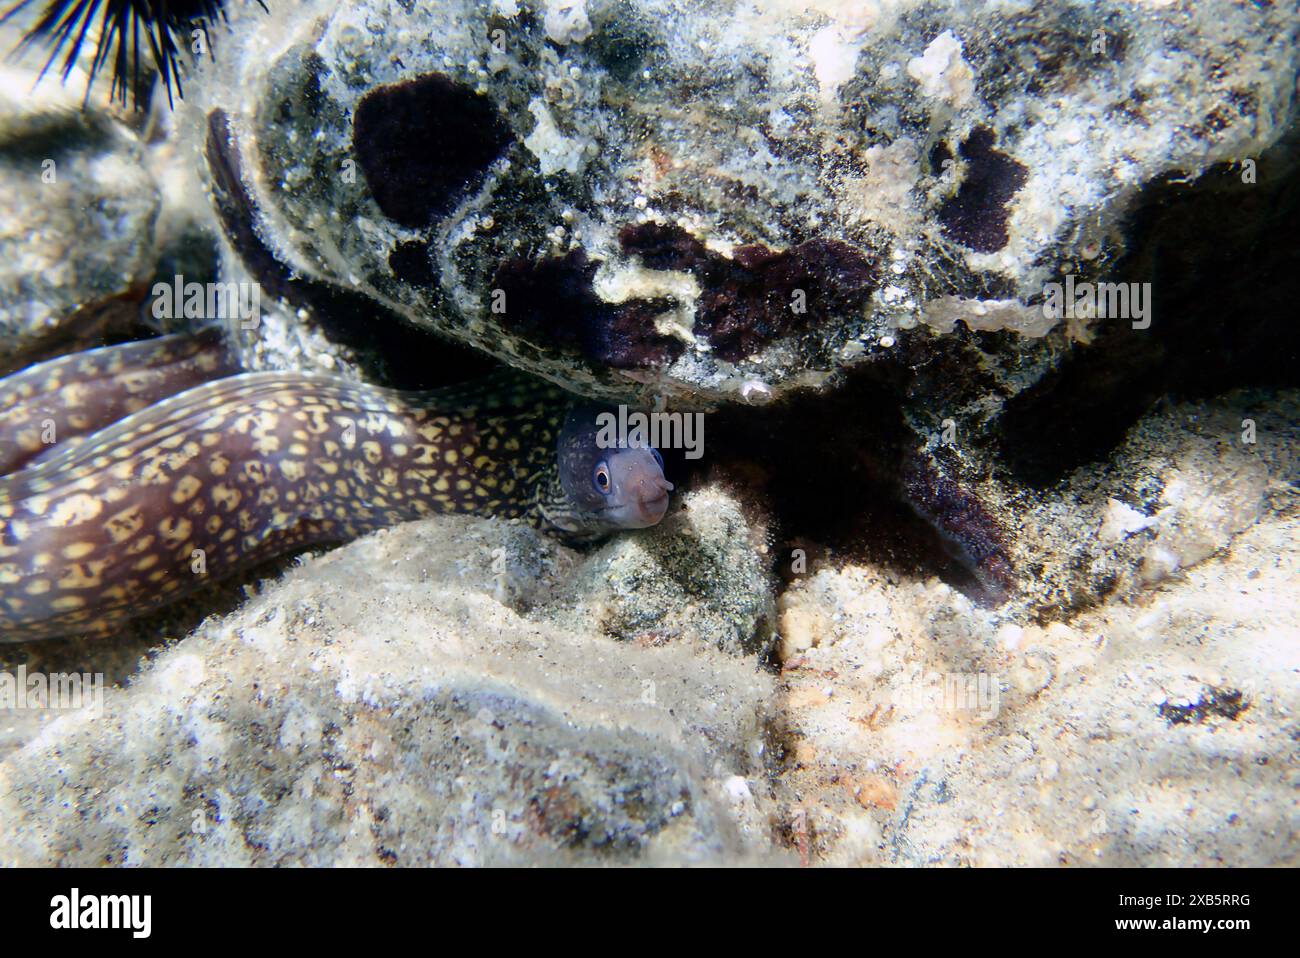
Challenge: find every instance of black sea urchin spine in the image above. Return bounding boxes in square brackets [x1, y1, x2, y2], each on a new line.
[1, 0, 261, 110]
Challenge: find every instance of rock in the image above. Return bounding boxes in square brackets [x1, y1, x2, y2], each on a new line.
[0, 515, 782, 866]
[768, 388, 1300, 866]
[184, 0, 1300, 406]
[547, 482, 776, 656]
[0, 20, 161, 368]
[1004, 389, 1289, 619]
[778, 602, 827, 661]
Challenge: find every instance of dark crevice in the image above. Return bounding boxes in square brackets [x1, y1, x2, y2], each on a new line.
[692, 366, 1010, 605]
[999, 133, 1300, 486]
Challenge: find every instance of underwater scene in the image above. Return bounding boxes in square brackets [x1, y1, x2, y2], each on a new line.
[0, 0, 1296, 876]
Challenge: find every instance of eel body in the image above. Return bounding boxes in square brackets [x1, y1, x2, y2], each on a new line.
[0, 330, 238, 475]
[0, 340, 672, 642]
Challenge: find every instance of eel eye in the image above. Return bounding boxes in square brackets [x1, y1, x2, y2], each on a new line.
[650, 448, 664, 470]
[593, 461, 612, 494]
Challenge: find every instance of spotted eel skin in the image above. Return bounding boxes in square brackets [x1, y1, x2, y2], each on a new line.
[0, 330, 237, 475]
[0, 339, 672, 642]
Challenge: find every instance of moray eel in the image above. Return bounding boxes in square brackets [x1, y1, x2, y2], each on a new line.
[0, 341, 673, 642]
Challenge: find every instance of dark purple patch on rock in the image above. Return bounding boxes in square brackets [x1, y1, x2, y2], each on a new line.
[352, 74, 513, 228]
[937, 126, 1028, 253]
[492, 251, 684, 369]
[619, 223, 878, 362]
[617, 221, 712, 271]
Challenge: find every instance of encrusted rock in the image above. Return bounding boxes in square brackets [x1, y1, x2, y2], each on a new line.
[0, 516, 780, 866]
[187, 0, 1300, 404]
[548, 482, 776, 656]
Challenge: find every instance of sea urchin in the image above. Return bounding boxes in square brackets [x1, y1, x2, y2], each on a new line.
[0, 0, 259, 110]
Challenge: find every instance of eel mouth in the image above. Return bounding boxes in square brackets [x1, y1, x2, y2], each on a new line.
[635, 491, 671, 525]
